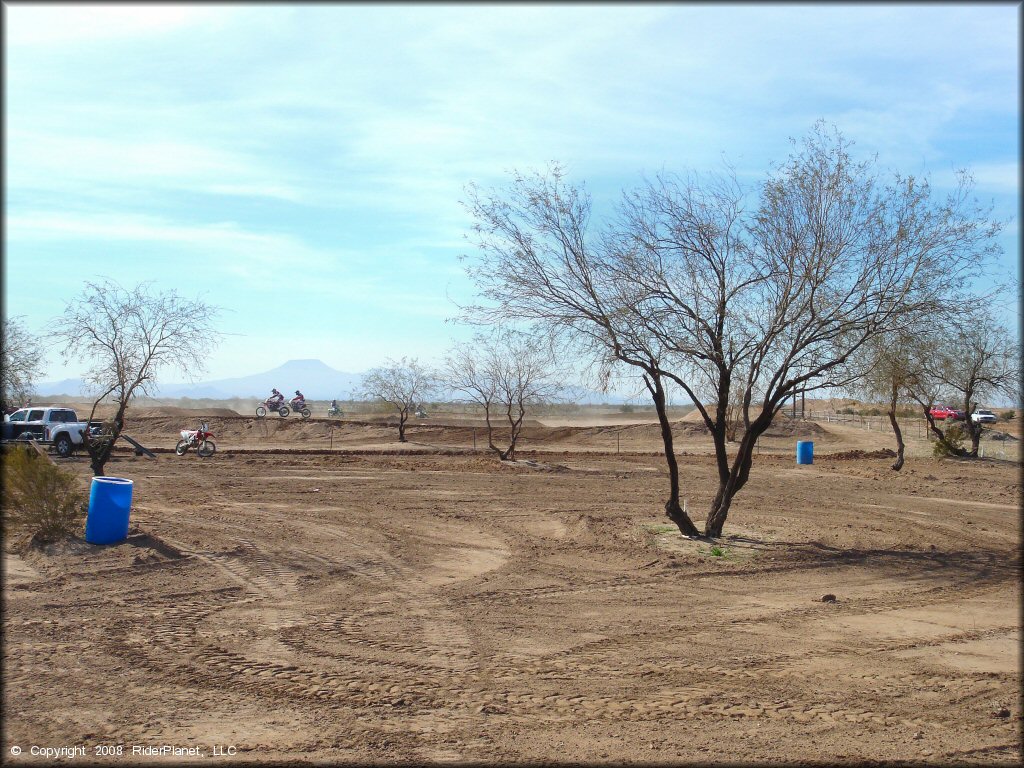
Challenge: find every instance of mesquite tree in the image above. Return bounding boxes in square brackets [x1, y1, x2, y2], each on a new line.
[50, 281, 220, 476]
[463, 123, 1002, 538]
[926, 308, 1019, 456]
[856, 330, 926, 471]
[490, 330, 562, 461]
[1, 316, 45, 411]
[445, 336, 500, 451]
[444, 330, 561, 460]
[361, 358, 436, 442]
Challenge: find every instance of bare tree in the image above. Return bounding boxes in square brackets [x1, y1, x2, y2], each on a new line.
[1, 316, 45, 411]
[926, 308, 1019, 456]
[490, 330, 562, 461]
[901, 336, 959, 449]
[50, 281, 221, 476]
[361, 358, 436, 442]
[856, 330, 925, 470]
[444, 335, 500, 452]
[463, 123, 1002, 538]
[445, 330, 562, 459]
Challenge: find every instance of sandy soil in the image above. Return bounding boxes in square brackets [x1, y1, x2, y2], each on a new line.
[3, 411, 1021, 765]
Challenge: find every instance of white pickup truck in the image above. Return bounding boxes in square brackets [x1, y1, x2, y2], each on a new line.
[1, 406, 97, 458]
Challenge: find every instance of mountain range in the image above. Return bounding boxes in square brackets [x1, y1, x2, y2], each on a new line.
[35, 358, 631, 404]
[35, 359, 364, 401]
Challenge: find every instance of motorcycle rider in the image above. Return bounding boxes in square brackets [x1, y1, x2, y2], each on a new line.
[290, 389, 306, 409]
[267, 388, 285, 409]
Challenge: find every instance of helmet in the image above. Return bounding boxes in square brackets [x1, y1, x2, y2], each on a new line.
[295, 390, 301, 396]
[272, 388, 280, 394]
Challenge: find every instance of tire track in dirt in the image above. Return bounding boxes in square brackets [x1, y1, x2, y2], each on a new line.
[145, 489, 1017, 744]
[101, 501, 509, 759]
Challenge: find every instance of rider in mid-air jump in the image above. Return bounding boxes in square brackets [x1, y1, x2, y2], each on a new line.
[267, 388, 284, 409]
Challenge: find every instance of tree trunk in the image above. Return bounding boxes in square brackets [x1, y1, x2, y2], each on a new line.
[922, 408, 946, 442]
[967, 425, 981, 457]
[500, 403, 526, 461]
[398, 410, 408, 442]
[484, 402, 497, 451]
[961, 404, 981, 456]
[87, 408, 125, 477]
[887, 384, 905, 471]
[89, 443, 112, 477]
[704, 412, 772, 538]
[645, 373, 700, 538]
[888, 408, 905, 471]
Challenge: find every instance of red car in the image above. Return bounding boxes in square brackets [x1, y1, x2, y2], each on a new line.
[929, 405, 965, 421]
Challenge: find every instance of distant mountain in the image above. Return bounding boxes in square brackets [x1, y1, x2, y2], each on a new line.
[159, 359, 363, 400]
[36, 359, 364, 401]
[33, 378, 90, 397]
[34, 358, 634, 404]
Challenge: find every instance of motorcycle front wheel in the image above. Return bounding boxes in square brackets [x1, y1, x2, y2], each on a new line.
[278, 406, 291, 418]
[197, 440, 216, 458]
[300, 408, 311, 419]
[175, 439, 190, 456]
[256, 406, 267, 418]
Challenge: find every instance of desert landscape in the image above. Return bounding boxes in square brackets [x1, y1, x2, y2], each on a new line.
[3, 405, 1021, 765]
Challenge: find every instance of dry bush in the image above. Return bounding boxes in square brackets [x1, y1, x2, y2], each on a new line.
[2, 448, 86, 547]
[933, 423, 966, 458]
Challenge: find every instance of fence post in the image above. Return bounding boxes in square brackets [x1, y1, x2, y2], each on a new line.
[473, 428, 476, 451]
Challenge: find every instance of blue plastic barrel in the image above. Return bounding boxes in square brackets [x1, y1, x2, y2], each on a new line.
[85, 476, 133, 544]
[796, 441, 814, 465]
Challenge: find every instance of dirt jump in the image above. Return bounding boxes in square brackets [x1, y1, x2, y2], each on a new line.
[3, 410, 1020, 764]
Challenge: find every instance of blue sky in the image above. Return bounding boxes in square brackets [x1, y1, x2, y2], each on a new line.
[4, 3, 1020, 387]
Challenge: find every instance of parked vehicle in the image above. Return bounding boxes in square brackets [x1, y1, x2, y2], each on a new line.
[970, 409, 998, 424]
[176, 422, 216, 457]
[256, 400, 290, 419]
[1, 406, 96, 457]
[929, 405, 965, 421]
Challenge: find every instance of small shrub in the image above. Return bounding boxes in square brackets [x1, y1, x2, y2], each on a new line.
[709, 545, 725, 557]
[932, 423, 965, 457]
[838, 407, 855, 415]
[1002, 410, 1015, 422]
[619, 403, 635, 414]
[2, 448, 86, 546]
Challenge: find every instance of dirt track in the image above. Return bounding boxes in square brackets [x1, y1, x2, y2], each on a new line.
[3, 413, 1021, 765]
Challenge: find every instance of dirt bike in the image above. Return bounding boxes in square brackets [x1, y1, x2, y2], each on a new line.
[327, 405, 344, 418]
[176, 422, 216, 458]
[256, 399, 290, 418]
[289, 398, 312, 419]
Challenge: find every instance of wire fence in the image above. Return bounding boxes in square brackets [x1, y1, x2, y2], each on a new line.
[804, 410, 932, 438]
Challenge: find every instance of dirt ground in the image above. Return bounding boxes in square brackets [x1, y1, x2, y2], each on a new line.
[3, 409, 1021, 765]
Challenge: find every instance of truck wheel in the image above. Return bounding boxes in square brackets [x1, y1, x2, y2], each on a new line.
[55, 434, 74, 458]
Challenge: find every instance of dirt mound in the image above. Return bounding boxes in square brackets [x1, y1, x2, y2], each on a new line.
[824, 448, 898, 460]
[763, 419, 828, 437]
[132, 406, 241, 418]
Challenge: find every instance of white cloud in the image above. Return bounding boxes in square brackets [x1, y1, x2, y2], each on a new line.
[5, 210, 463, 317]
[7, 130, 304, 203]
